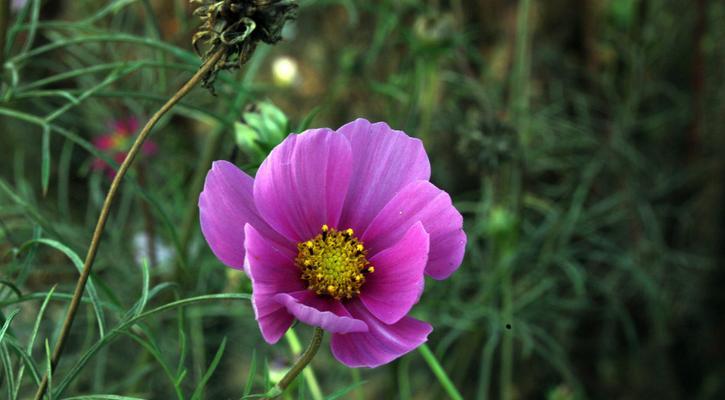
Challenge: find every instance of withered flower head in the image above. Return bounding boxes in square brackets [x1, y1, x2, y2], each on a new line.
[191, 0, 298, 90]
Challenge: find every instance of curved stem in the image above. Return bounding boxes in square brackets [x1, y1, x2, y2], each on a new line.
[33, 47, 226, 400]
[284, 328, 323, 400]
[269, 327, 324, 399]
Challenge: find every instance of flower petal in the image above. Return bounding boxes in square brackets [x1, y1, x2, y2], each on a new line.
[338, 119, 431, 231]
[199, 160, 289, 271]
[254, 130, 353, 242]
[93, 135, 114, 151]
[273, 291, 368, 334]
[331, 300, 432, 368]
[362, 180, 466, 280]
[360, 222, 428, 324]
[244, 224, 302, 343]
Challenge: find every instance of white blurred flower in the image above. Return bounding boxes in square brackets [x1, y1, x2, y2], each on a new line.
[12, 0, 27, 12]
[132, 232, 173, 271]
[272, 56, 299, 87]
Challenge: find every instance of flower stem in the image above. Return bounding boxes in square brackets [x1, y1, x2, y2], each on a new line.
[268, 327, 324, 399]
[284, 328, 323, 400]
[418, 344, 463, 400]
[32, 47, 226, 400]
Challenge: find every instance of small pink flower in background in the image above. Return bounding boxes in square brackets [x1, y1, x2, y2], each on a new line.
[92, 117, 157, 177]
[199, 118, 466, 367]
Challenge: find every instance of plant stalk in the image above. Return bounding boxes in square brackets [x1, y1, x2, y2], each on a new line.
[268, 327, 324, 399]
[33, 47, 226, 400]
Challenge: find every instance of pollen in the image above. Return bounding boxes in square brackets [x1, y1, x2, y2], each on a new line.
[296, 225, 374, 300]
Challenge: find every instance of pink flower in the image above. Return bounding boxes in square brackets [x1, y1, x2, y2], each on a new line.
[92, 117, 157, 177]
[199, 119, 466, 367]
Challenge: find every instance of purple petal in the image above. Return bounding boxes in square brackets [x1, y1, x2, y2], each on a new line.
[273, 291, 368, 334]
[254, 130, 353, 242]
[362, 180, 466, 280]
[244, 224, 302, 343]
[338, 119, 431, 232]
[361, 222, 428, 324]
[199, 161, 290, 271]
[331, 300, 432, 368]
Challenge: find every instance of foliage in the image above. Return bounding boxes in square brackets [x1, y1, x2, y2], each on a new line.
[1, 0, 723, 399]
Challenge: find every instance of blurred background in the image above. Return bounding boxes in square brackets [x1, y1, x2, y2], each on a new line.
[1, 0, 724, 399]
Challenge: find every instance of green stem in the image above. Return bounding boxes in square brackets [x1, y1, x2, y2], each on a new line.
[268, 328, 324, 399]
[32, 47, 227, 400]
[284, 328, 323, 400]
[418, 344, 463, 400]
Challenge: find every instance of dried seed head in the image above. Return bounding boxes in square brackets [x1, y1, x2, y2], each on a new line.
[191, 0, 298, 91]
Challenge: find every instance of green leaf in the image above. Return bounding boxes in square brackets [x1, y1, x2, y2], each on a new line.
[54, 293, 250, 398]
[0, 280, 22, 298]
[130, 260, 150, 318]
[61, 395, 147, 400]
[13, 286, 57, 399]
[19, 238, 106, 338]
[1, 344, 16, 400]
[243, 349, 257, 396]
[295, 106, 323, 133]
[418, 344, 463, 400]
[41, 125, 51, 196]
[0, 309, 20, 344]
[191, 336, 227, 400]
[324, 380, 366, 400]
[190, 337, 227, 400]
[122, 331, 183, 400]
[45, 339, 52, 399]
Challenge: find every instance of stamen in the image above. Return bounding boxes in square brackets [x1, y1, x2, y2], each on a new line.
[295, 226, 373, 300]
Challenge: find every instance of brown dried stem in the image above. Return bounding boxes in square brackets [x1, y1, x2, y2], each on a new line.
[33, 47, 226, 400]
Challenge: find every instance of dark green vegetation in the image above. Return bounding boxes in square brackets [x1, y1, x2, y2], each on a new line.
[1, 0, 724, 399]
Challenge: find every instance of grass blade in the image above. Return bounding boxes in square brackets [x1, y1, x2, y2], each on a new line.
[243, 349, 257, 396]
[54, 293, 250, 398]
[14, 286, 57, 399]
[190, 337, 227, 400]
[41, 125, 51, 196]
[418, 344, 463, 400]
[19, 239, 106, 338]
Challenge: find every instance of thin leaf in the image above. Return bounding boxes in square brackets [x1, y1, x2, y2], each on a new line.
[295, 106, 322, 133]
[54, 293, 250, 398]
[324, 380, 367, 400]
[19, 238, 106, 338]
[0, 309, 20, 343]
[243, 349, 257, 396]
[14, 286, 57, 400]
[418, 344, 463, 400]
[45, 339, 52, 400]
[61, 395, 147, 400]
[41, 125, 51, 196]
[0, 280, 22, 298]
[1, 344, 16, 400]
[190, 337, 227, 400]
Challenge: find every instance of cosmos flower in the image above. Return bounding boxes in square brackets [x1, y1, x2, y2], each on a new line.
[199, 118, 466, 367]
[92, 117, 157, 177]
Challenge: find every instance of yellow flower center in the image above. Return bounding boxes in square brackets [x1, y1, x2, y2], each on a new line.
[111, 133, 130, 150]
[296, 225, 374, 300]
